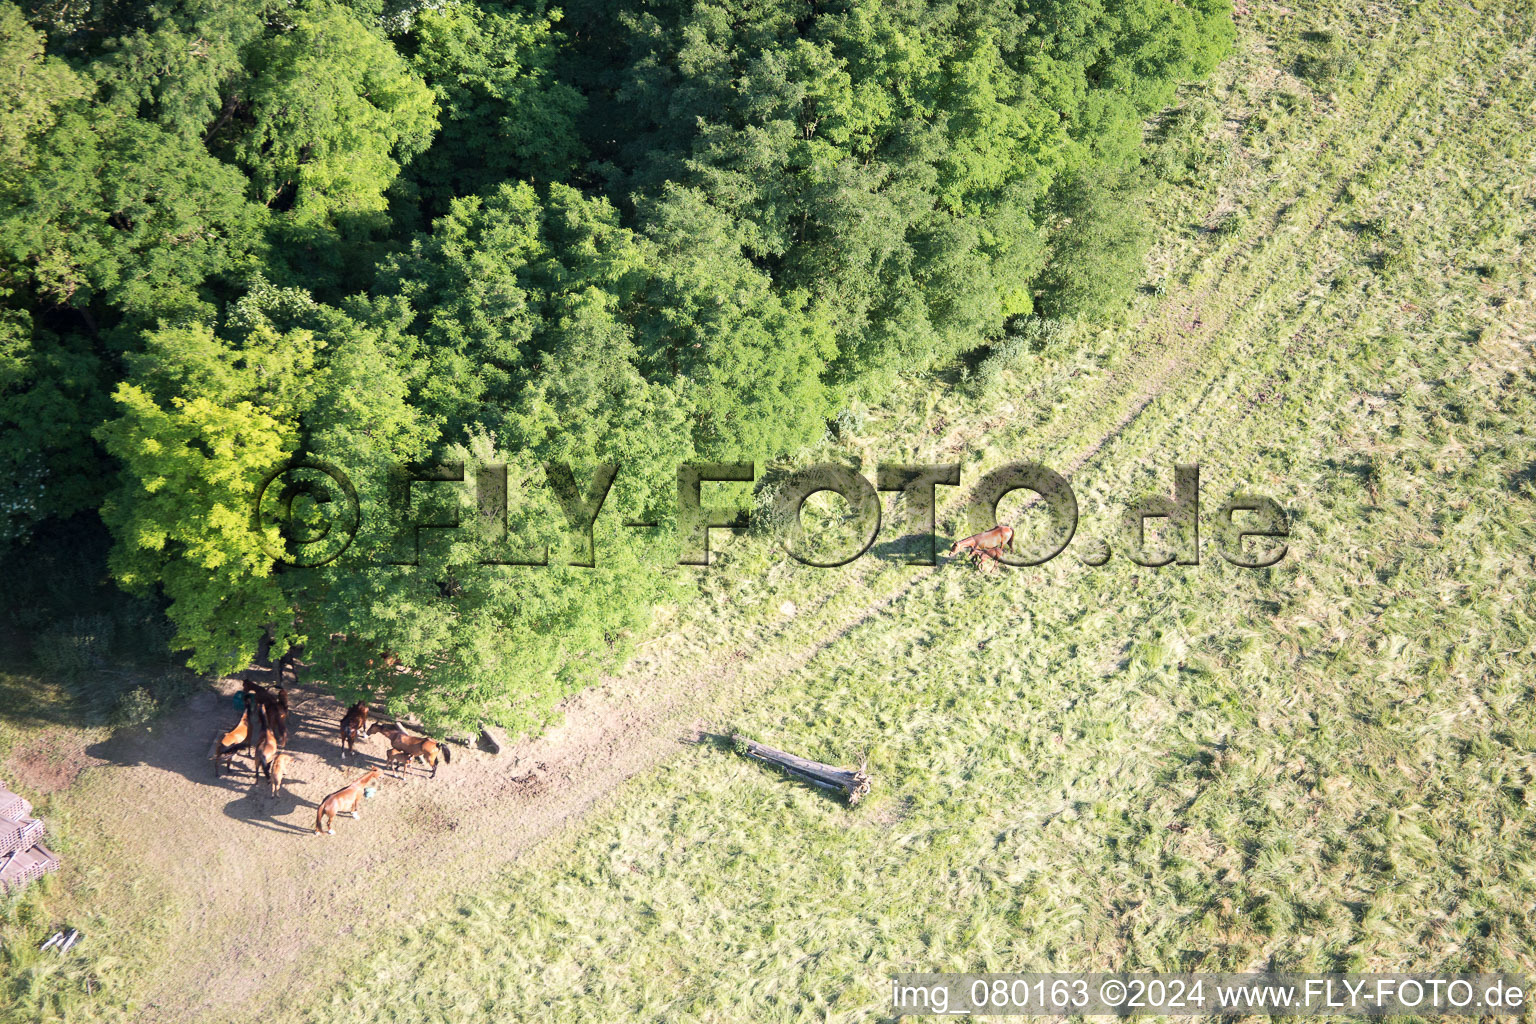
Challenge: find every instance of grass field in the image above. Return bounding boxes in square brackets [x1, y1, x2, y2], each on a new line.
[4, 0, 1535, 1019]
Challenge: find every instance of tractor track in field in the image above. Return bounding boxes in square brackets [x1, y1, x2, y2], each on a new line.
[929, 6, 1476, 516]
[16, 6, 1519, 1021]
[926, 0, 1456, 476]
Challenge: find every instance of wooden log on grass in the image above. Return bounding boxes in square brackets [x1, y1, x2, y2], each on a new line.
[734, 736, 871, 805]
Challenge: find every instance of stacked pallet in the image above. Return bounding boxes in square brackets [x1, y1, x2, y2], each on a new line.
[0, 781, 57, 893]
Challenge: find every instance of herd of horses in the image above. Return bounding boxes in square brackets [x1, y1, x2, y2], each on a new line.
[208, 680, 452, 835]
[203, 527, 1008, 832]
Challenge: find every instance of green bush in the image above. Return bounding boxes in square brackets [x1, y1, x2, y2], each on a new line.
[833, 401, 869, 441]
[1145, 142, 1187, 183]
[111, 686, 158, 728]
[967, 318, 1069, 399]
[1150, 98, 1227, 182]
[32, 615, 114, 679]
[110, 596, 178, 661]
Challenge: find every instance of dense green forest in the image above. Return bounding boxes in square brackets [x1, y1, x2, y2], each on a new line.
[0, 0, 1232, 732]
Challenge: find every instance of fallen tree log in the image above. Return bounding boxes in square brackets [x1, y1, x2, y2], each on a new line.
[734, 736, 871, 805]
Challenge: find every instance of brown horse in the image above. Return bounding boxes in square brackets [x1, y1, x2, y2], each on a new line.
[948, 524, 1015, 564]
[241, 678, 275, 703]
[367, 722, 451, 777]
[210, 700, 251, 775]
[271, 686, 290, 745]
[243, 679, 288, 747]
[267, 751, 293, 797]
[339, 702, 370, 758]
[384, 748, 415, 775]
[253, 703, 281, 785]
[315, 768, 381, 834]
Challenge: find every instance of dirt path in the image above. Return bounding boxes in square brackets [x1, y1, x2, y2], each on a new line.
[76, 576, 931, 1021]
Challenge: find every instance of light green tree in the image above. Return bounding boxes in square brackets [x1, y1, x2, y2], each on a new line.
[220, 2, 438, 228]
[96, 385, 295, 674]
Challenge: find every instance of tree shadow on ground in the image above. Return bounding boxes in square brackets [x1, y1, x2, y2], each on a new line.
[82, 683, 395, 834]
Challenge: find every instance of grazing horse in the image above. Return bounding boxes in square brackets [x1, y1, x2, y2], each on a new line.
[947, 524, 1015, 564]
[367, 722, 451, 778]
[315, 768, 381, 835]
[267, 751, 293, 797]
[210, 699, 252, 775]
[339, 702, 370, 758]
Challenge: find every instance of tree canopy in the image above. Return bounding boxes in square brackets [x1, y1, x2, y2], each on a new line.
[0, 0, 1232, 731]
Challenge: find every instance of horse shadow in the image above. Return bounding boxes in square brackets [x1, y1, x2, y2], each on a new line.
[84, 685, 397, 833]
[221, 776, 316, 835]
[865, 534, 956, 566]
